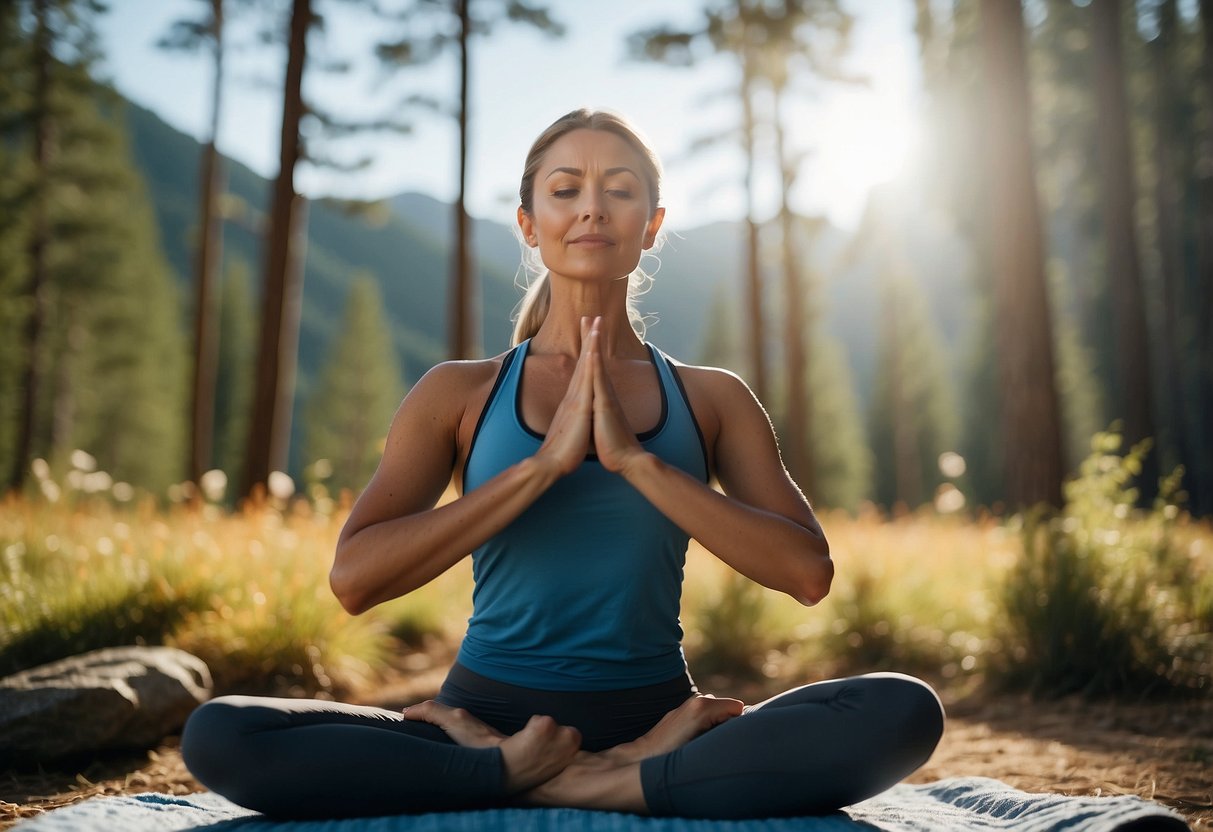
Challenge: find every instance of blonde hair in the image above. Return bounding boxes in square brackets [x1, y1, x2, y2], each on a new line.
[512, 109, 664, 345]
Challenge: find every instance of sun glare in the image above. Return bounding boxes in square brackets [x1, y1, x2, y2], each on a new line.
[794, 85, 924, 230]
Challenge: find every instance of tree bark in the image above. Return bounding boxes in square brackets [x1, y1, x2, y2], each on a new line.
[450, 0, 475, 359]
[1150, 0, 1189, 490]
[1091, 0, 1158, 497]
[1194, 0, 1213, 514]
[740, 59, 767, 402]
[978, 0, 1065, 508]
[243, 0, 310, 498]
[189, 0, 226, 488]
[773, 87, 812, 491]
[9, 0, 52, 492]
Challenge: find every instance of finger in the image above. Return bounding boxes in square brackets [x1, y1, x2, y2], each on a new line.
[569, 317, 595, 389]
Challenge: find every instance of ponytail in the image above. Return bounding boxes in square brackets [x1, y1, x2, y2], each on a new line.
[512, 271, 551, 345]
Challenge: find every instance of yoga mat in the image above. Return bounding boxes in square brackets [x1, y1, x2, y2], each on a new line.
[11, 776, 1189, 831]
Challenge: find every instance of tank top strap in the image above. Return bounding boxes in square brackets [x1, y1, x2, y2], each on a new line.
[462, 340, 528, 493]
[646, 344, 710, 482]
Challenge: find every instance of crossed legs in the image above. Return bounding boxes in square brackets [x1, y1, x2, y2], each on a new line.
[181, 672, 944, 819]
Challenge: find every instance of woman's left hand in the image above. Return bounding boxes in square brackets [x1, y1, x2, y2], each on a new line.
[585, 317, 647, 474]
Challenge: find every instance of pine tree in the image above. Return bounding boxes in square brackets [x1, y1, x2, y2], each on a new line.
[866, 273, 956, 511]
[303, 276, 404, 495]
[697, 281, 745, 377]
[0, 0, 187, 493]
[979, 0, 1065, 508]
[213, 257, 255, 487]
[158, 0, 232, 488]
[376, 0, 565, 361]
[807, 332, 871, 512]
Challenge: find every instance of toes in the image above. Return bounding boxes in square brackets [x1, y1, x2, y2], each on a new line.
[522, 715, 582, 754]
[402, 699, 440, 720]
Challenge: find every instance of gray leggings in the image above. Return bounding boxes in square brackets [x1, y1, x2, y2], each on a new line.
[181, 669, 944, 819]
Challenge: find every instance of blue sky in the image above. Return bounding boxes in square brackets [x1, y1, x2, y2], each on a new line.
[97, 0, 925, 232]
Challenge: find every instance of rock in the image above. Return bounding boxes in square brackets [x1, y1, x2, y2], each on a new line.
[0, 646, 212, 763]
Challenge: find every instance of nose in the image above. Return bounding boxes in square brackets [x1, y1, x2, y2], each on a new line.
[579, 191, 607, 223]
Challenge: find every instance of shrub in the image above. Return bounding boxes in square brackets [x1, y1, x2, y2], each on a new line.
[993, 430, 1211, 698]
[686, 570, 774, 678]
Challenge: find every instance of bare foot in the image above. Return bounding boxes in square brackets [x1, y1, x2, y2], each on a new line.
[522, 753, 648, 813]
[403, 701, 581, 793]
[605, 694, 745, 764]
[497, 715, 582, 793]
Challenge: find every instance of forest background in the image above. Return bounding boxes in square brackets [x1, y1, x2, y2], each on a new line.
[3, 0, 1213, 520]
[1, 9, 1212, 821]
[7, 0, 1213, 521]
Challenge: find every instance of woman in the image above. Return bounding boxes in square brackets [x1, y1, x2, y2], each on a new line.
[182, 108, 944, 820]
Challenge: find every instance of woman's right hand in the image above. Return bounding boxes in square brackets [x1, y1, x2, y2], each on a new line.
[533, 317, 597, 477]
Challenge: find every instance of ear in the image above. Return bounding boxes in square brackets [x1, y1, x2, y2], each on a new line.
[642, 206, 666, 250]
[517, 206, 537, 246]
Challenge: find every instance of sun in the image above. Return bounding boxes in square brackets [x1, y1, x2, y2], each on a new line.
[792, 85, 925, 230]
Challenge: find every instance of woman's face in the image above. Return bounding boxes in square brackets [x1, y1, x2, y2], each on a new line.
[518, 129, 665, 284]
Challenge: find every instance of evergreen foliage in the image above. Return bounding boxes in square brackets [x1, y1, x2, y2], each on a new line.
[696, 282, 745, 378]
[303, 275, 404, 495]
[0, 1, 187, 494]
[807, 333, 872, 513]
[867, 274, 957, 511]
[213, 257, 255, 486]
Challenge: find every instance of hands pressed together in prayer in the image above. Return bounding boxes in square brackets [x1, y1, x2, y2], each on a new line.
[535, 316, 651, 478]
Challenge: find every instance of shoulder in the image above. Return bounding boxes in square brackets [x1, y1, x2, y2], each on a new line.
[392, 351, 514, 432]
[413, 354, 509, 396]
[655, 353, 771, 456]
[659, 354, 764, 416]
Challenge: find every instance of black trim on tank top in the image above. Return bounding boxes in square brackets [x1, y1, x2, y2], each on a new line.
[461, 345, 520, 493]
[662, 350, 711, 482]
[515, 341, 668, 443]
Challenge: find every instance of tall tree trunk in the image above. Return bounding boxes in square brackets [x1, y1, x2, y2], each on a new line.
[884, 269, 923, 509]
[773, 87, 812, 492]
[740, 60, 767, 401]
[451, 0, 475, 359]
[9, 0, 52, 492]
[243, 0, 309, 498]
[1194, 0, 1213, 515]
[1151, 0, 1189, 488]
[978, 0, 1064, 508]
[189, 0, 226, 488]
[1091, 0, 1158, 498]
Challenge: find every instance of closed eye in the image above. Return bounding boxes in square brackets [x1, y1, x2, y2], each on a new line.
[552, 188, 578, 199]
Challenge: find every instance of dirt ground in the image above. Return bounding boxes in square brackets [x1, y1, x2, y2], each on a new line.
[2, 664, 1209, 830]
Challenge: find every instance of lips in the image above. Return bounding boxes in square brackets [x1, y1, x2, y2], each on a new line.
[569, 234, 614, 247]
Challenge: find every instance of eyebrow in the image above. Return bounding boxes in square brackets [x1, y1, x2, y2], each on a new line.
[544, 166, 640, 180]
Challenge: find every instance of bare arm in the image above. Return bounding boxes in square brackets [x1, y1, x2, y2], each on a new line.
[331, 335, 599, 615]
[588, 327, 831, 605]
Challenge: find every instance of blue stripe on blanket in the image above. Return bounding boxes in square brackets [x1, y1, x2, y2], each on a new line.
[12, 777, 1189, 832]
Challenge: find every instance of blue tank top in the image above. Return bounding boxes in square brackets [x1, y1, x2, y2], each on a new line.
[457, 339, 709, 691]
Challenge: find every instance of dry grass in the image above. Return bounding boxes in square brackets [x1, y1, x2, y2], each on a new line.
[2, 486, 1211, 829]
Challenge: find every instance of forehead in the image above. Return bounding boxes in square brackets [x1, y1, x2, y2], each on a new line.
[539, 129, 647, 176]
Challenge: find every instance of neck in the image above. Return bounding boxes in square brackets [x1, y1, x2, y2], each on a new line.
[530, 273, 644, 359]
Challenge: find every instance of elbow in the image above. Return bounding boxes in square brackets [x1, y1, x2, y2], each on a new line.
[793, 550, 833, 607]
[329, 558, 370, 616]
